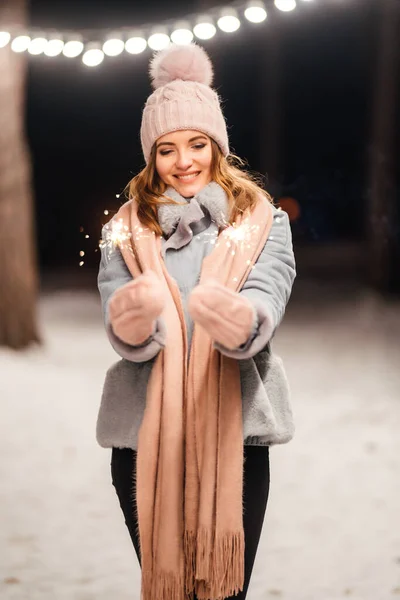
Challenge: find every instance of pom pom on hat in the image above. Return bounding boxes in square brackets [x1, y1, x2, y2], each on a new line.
[150, 43, 214, 90]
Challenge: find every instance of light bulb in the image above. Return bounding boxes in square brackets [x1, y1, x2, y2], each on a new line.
[28, 37, 48, 55]
[245, 2, 267, 23]
[103, 38, 125, 57]
[63, 40, 84, 58]
[148, 32, 170, 51]
[44, 38, 64, 57]
[11, 35, 31, 53]
[0, 31, 11, 48]
[274, 0, 297, 12]
[125, 36, 147, 54]
[193, 16, 216, 40]
[218, 9, 241, 33]
[171, 22, 194, 45]
[82, 44, 105, 67]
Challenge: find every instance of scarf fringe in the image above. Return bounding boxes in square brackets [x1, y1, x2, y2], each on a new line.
[184, 530, 197, 596]
[195, 527, 212, 581]
[141, 569, 186, 600]
[184, 529, 245, 600]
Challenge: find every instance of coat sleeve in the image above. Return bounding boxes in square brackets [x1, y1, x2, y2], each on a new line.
[213, 206, 296, 359]
[97, 225, 166, 362]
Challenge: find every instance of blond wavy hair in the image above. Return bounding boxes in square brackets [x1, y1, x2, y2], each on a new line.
[125, 139, 273, 236]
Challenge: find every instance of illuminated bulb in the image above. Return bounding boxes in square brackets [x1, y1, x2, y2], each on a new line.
[125, 36, 147, 54]
[244, 1, 267, 23]
[28, 37, 48, 55]
[82, 43, 104, 67]
[0, 31, 11, 48]
[217, 9, 241, 33]
[79, 261, 84, 267]
[274, 0, 297, 11]
[148, 31, 170, 51]
[104, 210, 109, 215]
[44, 38, 64, 56]
[63, 40, 84, 58]
[80, 251, 85, 257]
[11, 35, 31, 53]
[103, 37, 125, 57]
[171, 21, 194, 45]
[85, 234, 90, 239]
[193, 15, 216, 40]
[171, 28, 194, 45]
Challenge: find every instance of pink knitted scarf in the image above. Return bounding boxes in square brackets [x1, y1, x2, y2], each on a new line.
[115, 194, 273, 600]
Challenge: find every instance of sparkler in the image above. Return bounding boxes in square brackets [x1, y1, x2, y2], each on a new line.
[194, 217, 261, 282]
[99, 218, 155, 261]
[219, 219, 260, 256]
[196, 218, 260, 255]
[99, 218, 133, 260]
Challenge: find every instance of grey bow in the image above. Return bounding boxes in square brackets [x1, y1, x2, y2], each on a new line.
[157, 182, 230, 236]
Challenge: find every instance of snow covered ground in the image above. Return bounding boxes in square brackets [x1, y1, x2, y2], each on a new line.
[0, 281, 399, 600]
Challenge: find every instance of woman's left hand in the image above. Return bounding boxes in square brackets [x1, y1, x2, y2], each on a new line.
[188, 280, 255, 350]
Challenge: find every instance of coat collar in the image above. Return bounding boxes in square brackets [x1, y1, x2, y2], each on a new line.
[157, 181, 230, 237]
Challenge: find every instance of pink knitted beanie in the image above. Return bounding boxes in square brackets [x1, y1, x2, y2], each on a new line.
[140, 43, 229, 163]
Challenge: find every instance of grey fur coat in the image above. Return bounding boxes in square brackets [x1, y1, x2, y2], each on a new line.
[97, 182, 296, 450]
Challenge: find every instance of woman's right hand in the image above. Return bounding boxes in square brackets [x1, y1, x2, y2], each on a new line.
[108, 269, 166, 346]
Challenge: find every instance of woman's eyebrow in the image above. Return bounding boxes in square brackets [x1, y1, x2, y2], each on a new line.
[188, 135, 208, 142]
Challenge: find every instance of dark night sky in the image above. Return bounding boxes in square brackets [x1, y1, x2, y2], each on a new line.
[25, 0, 394, 269]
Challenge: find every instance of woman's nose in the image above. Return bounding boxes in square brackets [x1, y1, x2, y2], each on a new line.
[175, 151, 193, 171]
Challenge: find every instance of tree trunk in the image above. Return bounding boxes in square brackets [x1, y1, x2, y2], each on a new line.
[0, 0, 40, 348]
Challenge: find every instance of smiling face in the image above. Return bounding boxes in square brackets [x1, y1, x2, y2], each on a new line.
[155, 130, 213, 198]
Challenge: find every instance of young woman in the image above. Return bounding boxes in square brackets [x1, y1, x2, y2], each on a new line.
[97, 43, 296, 600]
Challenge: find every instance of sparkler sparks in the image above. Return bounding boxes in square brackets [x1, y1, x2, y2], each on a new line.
[99, 218, 154, 260]
[219, 219, 260, 255]
[99, 218, 132, 260]
[194, 218, 259, 282]
[195, 218, 260, 254]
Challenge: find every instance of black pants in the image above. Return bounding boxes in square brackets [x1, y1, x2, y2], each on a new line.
[111, 445, 270, 600]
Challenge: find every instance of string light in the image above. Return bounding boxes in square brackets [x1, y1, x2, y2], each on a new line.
[103, 34, 125, 57]
[274, 0, 297, 12]
[148, 29, 170, 51]
[44, 38, 64, 57]
[244, 1, 267, 23]
[125, 34, 147, 54]
[193, 17, 217, 40]
[11, 35, 31, 53]
[171, 21, 194, 45]
[28, 37, 48, 55]
[0, 0, 319, 65]
[82, 43, 104, 67]
[0, 32, 11, 48]
[63, 39, 84, 58]
[217, 8, 241, 33]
